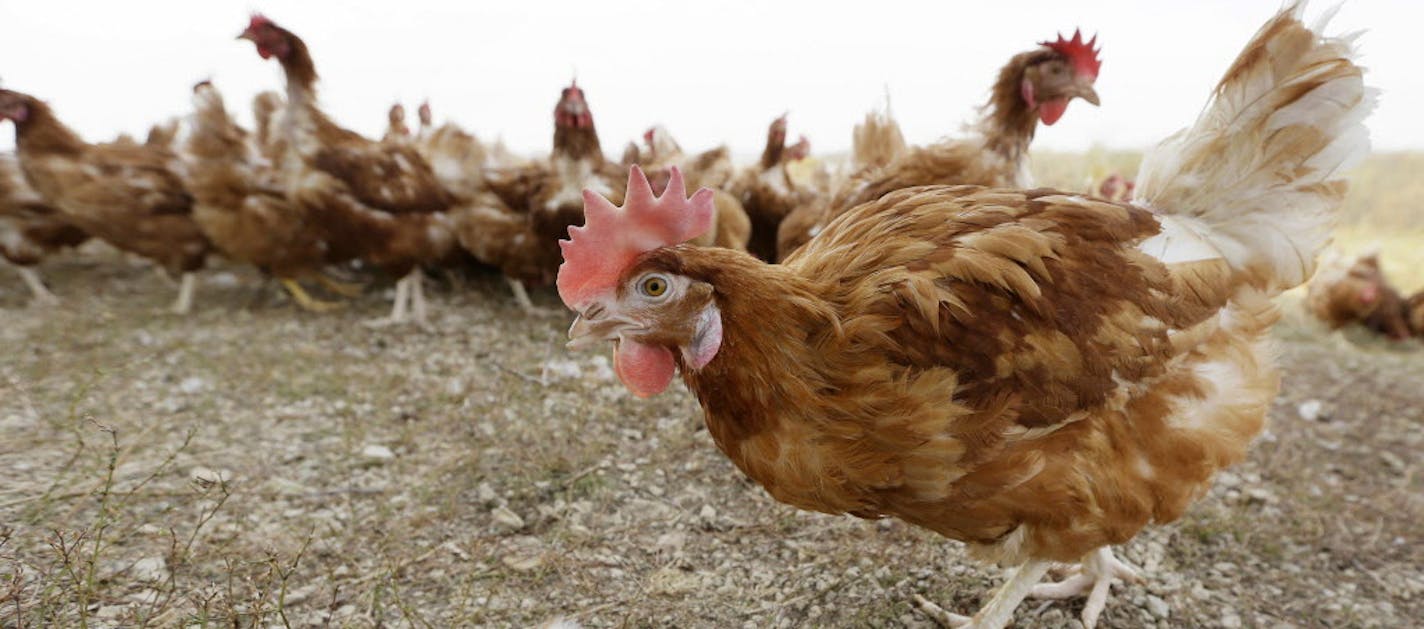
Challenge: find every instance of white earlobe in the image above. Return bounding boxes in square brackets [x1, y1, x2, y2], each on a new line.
[684, 303, 723, 369]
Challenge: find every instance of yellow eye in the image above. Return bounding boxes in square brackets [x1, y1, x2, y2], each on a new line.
[640, 275, 668, 297]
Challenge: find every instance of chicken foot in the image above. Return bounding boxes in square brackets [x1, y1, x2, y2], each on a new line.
[506, 277, 559, 316]
[171, 272, 197, 315]
[914, 559, 1052, 629]
[315, 273, 366, 298]
[1028, 546, 1140, 628]
[17, 267, 59, 307]
[280, 278, 344, 313]
[365, 268, 427, 327]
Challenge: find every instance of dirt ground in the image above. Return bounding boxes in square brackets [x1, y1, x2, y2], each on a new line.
[2, 251, 1421, 629]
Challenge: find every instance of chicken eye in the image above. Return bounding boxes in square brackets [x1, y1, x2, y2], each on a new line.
[640, 275, 669, 298]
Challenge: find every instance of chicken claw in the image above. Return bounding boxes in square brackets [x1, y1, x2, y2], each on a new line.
[1029, 547, 1140, 628]
[914, 559, 1052, 629]
[18, 267, 60, 307]
[280, 278, 344, 313]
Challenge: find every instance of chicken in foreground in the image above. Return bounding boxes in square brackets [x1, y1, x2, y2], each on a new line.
[0, 154, 88, 305]
[240, 15, 460, 325]
[560, 5, 1371, 627]
[777, 29, 1102, 260]
[0, 89, 210, 314]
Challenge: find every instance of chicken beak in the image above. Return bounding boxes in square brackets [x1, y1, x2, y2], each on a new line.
[1074, 83, 1101, 107]
[237, 30, 255, 42]
[567, 311, 640, 351]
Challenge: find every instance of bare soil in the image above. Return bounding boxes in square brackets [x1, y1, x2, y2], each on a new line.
[2, 251, 1420, 628]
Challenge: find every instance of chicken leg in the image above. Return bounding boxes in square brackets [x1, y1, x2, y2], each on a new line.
[915, 559, 1052, 629]
[1028, 546, 1140, 628]
[315, 273, 366, 298]
[17, 267, 60, 307]
[171, 272, 197, 314]
[365, 268, 426, 327]
[280, 278, 343, 312]
[507, 277, 559, 316]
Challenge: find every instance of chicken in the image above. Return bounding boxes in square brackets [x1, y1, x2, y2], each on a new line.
[0, 89, 210, 313]
[558, 5, 1370, 628]
[240, 15, 460, 325]
[0, 153, 87, 305]
[458, 81, 624, 311]
[251, 91, 288, 168]
[383, 103, 412, 145]
[777, 30, 1103, 260]
[1407, 291, 1424, 337]
[1097, 174, 1135, 203]
[731, 114, 818, 260]
[182, 80, 341, 312]
[1305, 251, 1412, 340]
[638, 125, 736, 191]
[630, 126, 750, 253]
[413, 101, 493, 200]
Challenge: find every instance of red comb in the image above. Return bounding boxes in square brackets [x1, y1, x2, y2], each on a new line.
[557, 166, 715, 311]
[248, 14, 273, 30]
[1041, 29, 1101, 80]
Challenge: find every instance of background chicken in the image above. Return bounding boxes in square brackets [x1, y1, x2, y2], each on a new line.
[730, 114, 819, 261]
[240, 15, 460, 325]
[1306, 250, 1413, 340]
[383, 103, 412, 145]
[560, 5, 1370, 628]
[777, 30, 1102, 260]
[182, 80, 344, 312]
[457, 81, 624, 311]
[0, 153, 88, 305]
[413, 101, 495, 201]
[0, 89, 210, 313]
[630, 126, 751, 253]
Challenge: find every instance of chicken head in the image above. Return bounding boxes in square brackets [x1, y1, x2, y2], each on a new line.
[1021, 30, 1102, 125]
[560, 166, 721, 397]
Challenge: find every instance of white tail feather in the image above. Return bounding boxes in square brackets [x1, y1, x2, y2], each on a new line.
[1133, 2, 1375, 293]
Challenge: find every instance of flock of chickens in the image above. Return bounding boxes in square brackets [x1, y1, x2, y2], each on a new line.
[1, 4, 1383, 629]
[1, 13, 1104, 325]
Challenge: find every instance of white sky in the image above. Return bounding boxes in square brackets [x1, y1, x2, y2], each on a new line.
[1, 1, 1418, 158]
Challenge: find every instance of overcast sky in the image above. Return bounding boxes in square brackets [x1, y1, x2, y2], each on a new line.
[1, 1, 1417, 158]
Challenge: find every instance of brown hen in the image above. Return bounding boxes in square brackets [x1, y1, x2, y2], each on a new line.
[777, 30, 1102, 260]
[0, 153, 87, 305]
[0, 89, 210, 313]
[240, 15, 460, 325]
[560, 5, 1371, 627]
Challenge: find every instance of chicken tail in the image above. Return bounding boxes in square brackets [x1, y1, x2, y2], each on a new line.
[1133, 2, 1374, 294]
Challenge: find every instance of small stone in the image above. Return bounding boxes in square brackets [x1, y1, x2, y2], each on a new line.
[542, 359, 582, 381]
[502, 552, 544, 572]
[178, 376, 207, 394]
[131, 556, 168, 583]
[1379, 451, 1405, 473]
[476, 482, 498, 504]
[189, 467, 229, 484]
[1297, 399, 1325, 422]
[1220, 611, 1243, 628]
[1146, 594, 1170, 619]
[491, 506, 525, 531]
[699, 504, 717, 520]
[361, 444, 395, 461]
